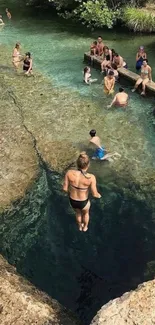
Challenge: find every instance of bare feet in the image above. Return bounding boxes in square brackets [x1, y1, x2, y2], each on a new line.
[83, 226, 88, 232]
[78, 224, 83, 231]
[141, 91, 145, 96]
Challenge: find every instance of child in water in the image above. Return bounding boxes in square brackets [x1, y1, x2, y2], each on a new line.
[104, 70, 115, 95]
[89, 129, 121, 161]
[83, 66, 97, 85]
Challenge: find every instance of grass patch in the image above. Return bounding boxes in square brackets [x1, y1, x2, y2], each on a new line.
[122, 6, 155, 32]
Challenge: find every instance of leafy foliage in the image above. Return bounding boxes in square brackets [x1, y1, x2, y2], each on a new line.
[73, 0, 119, 29]
[122, 6, 155, 32]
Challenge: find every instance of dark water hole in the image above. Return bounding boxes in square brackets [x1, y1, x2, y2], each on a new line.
[1, 165, 155, 324]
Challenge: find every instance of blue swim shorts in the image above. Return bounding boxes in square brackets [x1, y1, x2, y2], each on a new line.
[94, 147, 105, 159]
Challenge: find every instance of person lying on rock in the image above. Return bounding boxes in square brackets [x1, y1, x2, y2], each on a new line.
[89, 129, 121, 161]
[107, 87, 128, 108]
[132, 59, 152, 96]
[63, 152, 101, 232]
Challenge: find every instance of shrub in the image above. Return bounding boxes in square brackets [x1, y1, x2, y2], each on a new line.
[122, 6, 155, 32]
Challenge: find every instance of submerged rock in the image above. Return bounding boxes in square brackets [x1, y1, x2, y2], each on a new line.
[0, 254, 82, 325]
[90, 280, 155, 325]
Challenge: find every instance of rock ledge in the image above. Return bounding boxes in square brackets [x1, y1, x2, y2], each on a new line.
[91, 280, 155, 325]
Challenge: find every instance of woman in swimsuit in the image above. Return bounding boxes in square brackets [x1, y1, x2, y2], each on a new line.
[83, 66, 97, 85]
[12, 43, 22, 70]
[136, 46, 147, 70]
[63, 152, 101, 232]
[132, 59, 152, 95]
[23, 52, 33, 75]
[101, 46, 112, 72]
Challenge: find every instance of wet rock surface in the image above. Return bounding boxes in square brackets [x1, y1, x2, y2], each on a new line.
[90, 280, 155, 325]
[0, 254, 82, 325]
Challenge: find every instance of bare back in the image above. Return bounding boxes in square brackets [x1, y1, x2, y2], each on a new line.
[115, 92, 128, 104]
[67, 170, 92, 200]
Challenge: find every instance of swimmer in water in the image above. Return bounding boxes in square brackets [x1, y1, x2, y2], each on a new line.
[107, 87, 128, 108]
[63, 152, 101, 232]
[104, 70, 115, 95]
[0, 15, 5, 25]
[6, 8, 11, 19]
[23, 52, 33, 75]
[83, 66, 97, 85]
[89, 129, 121, 161]
[12, 43, 22, 70]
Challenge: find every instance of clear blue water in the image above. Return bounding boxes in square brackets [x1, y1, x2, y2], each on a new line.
[1, 7, 155, 324]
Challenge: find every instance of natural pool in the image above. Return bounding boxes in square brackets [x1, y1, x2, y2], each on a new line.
[1, 5, 155, 324]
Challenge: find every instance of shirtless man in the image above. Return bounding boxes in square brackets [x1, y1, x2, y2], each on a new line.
[96, 36, 104, 56]
[63, 152, 101, 232]
[89, 129, 120, 161]
[104, 70, 115, 95]
[113, 53, 126, 69]
[107, 87, 128, 108]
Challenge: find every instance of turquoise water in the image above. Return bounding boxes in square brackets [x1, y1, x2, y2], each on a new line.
[1, 7, 155, 324]
[1, 10, 155, 174]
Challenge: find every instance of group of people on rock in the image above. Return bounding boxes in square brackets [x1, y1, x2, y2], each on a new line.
[12, 42, 33, 75]
[83, 36, 152, 99]
[0, 8, 11, 24]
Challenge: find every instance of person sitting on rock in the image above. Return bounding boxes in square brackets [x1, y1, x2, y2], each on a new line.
[96, 36, 104, 56]
[107, 63, 119, 81]
[113, 53, 127, 69]
[132, 59, 152, 96]
[90, 41, 98, 56]
[101, 46, 112, 72]
[104, 70, 115, 95]
[136, 46, 147, 70]
[107, 87, 128, 108]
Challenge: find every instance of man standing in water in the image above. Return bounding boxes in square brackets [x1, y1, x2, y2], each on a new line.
[63, 152, 101, 232]
[107, 87, 128, 108]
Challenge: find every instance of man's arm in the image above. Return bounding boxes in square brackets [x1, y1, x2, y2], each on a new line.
[107, 95, 117, 108]
[90, 175, 101, 198]
[63, 172, 69, 193]
[118, 56, 123, 68]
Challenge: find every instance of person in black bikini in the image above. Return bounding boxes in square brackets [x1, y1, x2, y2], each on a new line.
[63, 152, 101, 232]
[23, 52, 33, 75]
[101, 46, 112, 73]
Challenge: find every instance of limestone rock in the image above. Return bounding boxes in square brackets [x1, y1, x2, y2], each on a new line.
[90, 280, 155, 325]
[0, 255, 82, 325]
